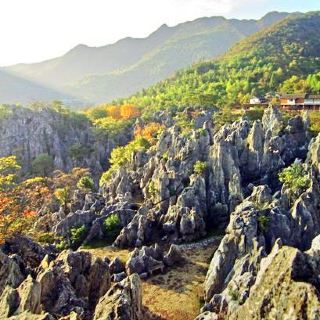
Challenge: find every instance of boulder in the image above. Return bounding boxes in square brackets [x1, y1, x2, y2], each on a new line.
[109, 257, 125, 275]
[163, 244, 184, 266]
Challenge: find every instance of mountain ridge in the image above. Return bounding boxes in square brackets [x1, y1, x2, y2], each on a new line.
[2, 11, 290, 105]
[121, 11, 320, 113]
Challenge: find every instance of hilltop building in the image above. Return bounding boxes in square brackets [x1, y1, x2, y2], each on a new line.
[280, 94, 320, 110]
[249, 96, 268, 105]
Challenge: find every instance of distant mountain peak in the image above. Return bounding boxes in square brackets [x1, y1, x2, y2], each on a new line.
[1, 11, 295, 106]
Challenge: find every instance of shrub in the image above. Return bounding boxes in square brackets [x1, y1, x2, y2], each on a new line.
[103, 214, 122, 242]
[174, 112, 195, 135]
[77, 176, 94, 191]
[56, 240, 69, 251]
[54, 187, 71, 208]
[257, 215, 271, 232]
[162, 151, 169, 161]
[70, 225, 87, 249]
[69, 143, 92, 161]
[279, 162, 310, 195]
[94, 117, 129, 138]
[100, 137, 151, 187]
[244, 107, 264, 122]
[197, 128, 207, 136]
[193, 161, 207, 175]
[0, 156, 21, 191]
[31, 153, 54, 176]
[135, 122, 165, 143]
[120, 104, 141, 120]
[36, 232, 56, 244]
[229, 288, 240, 301]
[147, 180, 157, 198]
[309, 111, 320, 135]
[0, 104, 13, 119]
[213, 107, 243, 129]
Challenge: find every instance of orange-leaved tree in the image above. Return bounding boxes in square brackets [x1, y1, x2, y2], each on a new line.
[120, 104, 141, 120]
[0, 157, 53, 243]
[134, 122, 165, 144]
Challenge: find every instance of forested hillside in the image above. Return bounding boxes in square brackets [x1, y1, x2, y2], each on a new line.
[122, 12, 320, 115]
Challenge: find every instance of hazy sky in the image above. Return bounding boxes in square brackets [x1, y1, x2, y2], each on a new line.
[0, 0, 318, 66]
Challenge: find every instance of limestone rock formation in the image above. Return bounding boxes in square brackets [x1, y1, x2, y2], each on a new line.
[199, 130, 320, 319]
[94, 274, 142, 320]
[0, 105, 131, 175]
[0, 239, 113, 319]
[98, 107, 310, 249]
[126, 244, 184, 278]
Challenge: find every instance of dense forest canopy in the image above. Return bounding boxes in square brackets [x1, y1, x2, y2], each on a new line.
[115, 12, 320, 117]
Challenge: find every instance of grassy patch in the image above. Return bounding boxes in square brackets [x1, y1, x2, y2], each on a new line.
[81, 245, 130, 264]
[142, 245, 218, 320]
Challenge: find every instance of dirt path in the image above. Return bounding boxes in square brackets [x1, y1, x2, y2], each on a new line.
[82, 236, 221, 320]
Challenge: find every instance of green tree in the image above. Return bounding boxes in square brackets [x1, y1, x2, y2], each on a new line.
[31, 153, 54, 176]
[103, 214, 121, 242]
[279, 163, 310, 202]
[193, 161, 207, 175]
[54, 187, 71, 209]
[0, 156, 21, 191]
[77, 176, 94, 192]
[70, 225, 87, 249]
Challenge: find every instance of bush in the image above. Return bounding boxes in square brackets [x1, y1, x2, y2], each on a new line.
[70, 225, 87, 249]
[229, 288, 240, 301]
[257, 215, 271, 232]
[56, 240, 69, 251]
[0, 104, 13, 119]
[54, 187, 71, 207]
[244, 107, 264, 122]
[279, 162, 310, 195]
[69, 143, 92, 161]
[103, 214, 122, 242]
[36, 232, 56, 244]
[77, 176, 94, 191]
[193, 161, 207, 175]
[147, 180, 157, 198]
[134, 122, 165, 143]
[309, 111, 320, 135]
[31, 153, 54, 176]
[100, 137, 151, 187]
[213, 107, 243, 129]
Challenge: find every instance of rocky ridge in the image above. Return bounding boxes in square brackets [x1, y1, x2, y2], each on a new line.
[45, 107, 311, 251]
[197, 129, 320, 319]
[0, 105, 131, 175]
[0, 236, 143, 320]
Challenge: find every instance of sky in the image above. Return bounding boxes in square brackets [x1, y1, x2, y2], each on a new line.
[0, 0, 319, 66]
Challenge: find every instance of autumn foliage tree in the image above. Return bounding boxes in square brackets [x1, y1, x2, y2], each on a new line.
[134, 122, 164, 143]
[0, 157, 52, 243]
[120, 104, 141, 120]
[0, 157, 91, 243]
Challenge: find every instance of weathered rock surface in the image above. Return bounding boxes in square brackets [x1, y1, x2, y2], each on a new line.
[200, 130, 320, 319]
[99, 107, 311, 248]
[0, 105, 131, 175]
[94, 274, 142, 320]
[229, 245, 320, 320]
[126, 244, 184, 278]
[0, 239, 114, 320]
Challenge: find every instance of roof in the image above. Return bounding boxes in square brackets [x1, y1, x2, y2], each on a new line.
[306, 94, 320, 99]
[280, 94, 306, 99]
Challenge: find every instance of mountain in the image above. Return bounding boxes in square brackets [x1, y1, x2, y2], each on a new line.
[2, 11, 289, 105]
[0, 69, 78, 105]
[122, 11, 320, 113]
